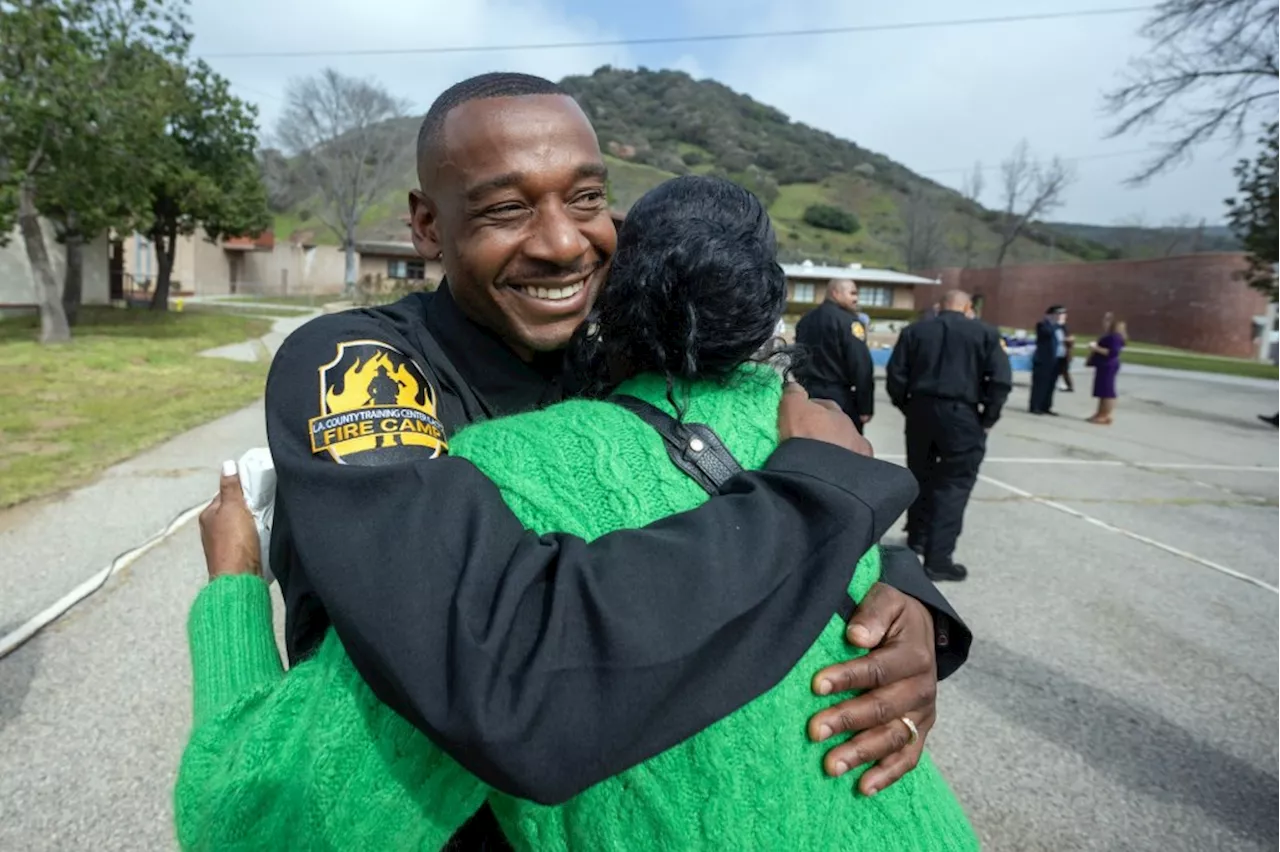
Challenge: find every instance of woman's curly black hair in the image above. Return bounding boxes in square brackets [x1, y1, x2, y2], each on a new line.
[569, 175, 788, 401]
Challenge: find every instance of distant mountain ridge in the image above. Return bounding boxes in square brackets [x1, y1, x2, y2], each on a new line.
[262, 66, 1236, 271]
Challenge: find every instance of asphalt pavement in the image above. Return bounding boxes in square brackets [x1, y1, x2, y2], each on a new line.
[0, 355, 1275, 851]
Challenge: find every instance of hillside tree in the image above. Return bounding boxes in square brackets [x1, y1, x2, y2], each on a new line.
[994, 141, 1073, 267]
[957, 162, 984, 267]
[898, 188, 945, 271]
[1224, 122, 1278, 298]
[1106, 0, 1279, 183]
[146, 59, 270, 310]
[277, 69, 412, 293]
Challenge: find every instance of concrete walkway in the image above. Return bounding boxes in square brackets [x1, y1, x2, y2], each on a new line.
[0, 310, 313, 637]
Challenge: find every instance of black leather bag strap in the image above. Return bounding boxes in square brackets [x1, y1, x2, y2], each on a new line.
[610, 393, 862, 623]
[610, 395, 744, 497]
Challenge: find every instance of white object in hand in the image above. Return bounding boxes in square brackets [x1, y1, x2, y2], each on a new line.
[236, 447, 277, 585]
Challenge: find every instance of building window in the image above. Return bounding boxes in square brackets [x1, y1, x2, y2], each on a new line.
[388, 259, 426, 279]
[859, 285, 891, 307]
[793, 282, 816, 303]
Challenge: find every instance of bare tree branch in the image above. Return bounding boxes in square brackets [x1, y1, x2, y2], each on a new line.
[1105, 0, 1278, 183]
[278, 68, 412, 290]
[994, 140, 1074, 267]
[958, 161, 984, 267]
[898, 188, 945, 271]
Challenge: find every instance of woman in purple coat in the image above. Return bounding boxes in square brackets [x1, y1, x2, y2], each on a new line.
[1087, 319, 1127, 425]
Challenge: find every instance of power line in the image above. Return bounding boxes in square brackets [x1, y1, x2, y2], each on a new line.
[201, 6, 1156, 60]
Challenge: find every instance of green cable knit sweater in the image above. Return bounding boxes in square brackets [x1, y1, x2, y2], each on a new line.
[176, 365, 978, 851]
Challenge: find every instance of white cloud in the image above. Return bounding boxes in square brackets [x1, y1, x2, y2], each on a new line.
[188, 0, 1247, 224]
[191, 0, 633, 142]
[678, 0, 1242, 224]
[668, 53, 708, 80]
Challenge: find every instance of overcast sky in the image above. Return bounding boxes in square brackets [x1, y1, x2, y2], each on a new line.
[190, 0, 1255, 226]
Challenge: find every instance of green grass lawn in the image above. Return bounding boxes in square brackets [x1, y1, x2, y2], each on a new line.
[207, 293, 337, 307]
[994, 328, 1278, 380]
[0, 308, 271, 508]
[186, 303, 315, 319]
[1119, 349, 1278, 380]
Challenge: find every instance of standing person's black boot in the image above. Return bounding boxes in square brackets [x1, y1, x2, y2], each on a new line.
[924, 562, 968, 582]
[1260, 413, 1279, 428]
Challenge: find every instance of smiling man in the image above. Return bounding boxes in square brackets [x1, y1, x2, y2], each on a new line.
[261, 74, 970, 833]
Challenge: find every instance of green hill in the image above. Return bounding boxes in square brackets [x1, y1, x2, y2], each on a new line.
[263, 67, 1177, 269]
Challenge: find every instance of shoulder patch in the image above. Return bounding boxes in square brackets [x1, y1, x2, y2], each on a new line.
[308, 340, 447, 465]
[852, 320, 867, 341]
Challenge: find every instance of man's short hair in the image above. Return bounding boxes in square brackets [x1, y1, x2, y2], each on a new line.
[416, 72, 569, 178]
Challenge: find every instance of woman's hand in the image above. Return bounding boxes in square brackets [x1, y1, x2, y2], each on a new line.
[199, 461, 262, 581]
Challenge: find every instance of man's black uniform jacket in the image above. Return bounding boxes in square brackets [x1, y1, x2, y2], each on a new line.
[265, 282, 971, 805]
[794, 299, 875, 423]
[886, 310, 1014, 428]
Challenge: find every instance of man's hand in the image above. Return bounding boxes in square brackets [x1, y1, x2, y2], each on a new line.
[807, 583, 937, 796]
[199, 461, 262, 581]
[778, 383, 872, 457]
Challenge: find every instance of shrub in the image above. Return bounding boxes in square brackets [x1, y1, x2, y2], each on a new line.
[803, 204, 860, 234]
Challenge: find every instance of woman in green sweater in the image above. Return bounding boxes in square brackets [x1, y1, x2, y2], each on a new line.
[179, 176, 978, 851]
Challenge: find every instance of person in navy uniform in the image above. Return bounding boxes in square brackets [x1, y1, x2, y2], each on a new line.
[1030, 305, 1068, 415]
[887, 290, 1012, 582]
[793, 279, 875, 433]
[247, 73, 970, 847]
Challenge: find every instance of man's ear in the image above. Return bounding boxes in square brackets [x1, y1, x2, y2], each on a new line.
[409, 190, 442, 260]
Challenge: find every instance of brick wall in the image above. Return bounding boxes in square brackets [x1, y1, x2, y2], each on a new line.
[919, 253, 1272, 358]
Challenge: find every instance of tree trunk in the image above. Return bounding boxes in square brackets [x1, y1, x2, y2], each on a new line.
[150, 226, 176, 310]
[343, 232, 357, 296]
[18, 183, 71, 344]
[62, 226, 84, 326]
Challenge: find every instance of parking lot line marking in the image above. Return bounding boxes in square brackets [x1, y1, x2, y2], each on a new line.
[976, 472, 1280, 594]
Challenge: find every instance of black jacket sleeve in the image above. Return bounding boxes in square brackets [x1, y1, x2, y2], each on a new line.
[886, 329, 911, 410]
[266, 313, 922, 805]
[846, 328, 875, 420]
[878, 546, 971, 679]
[980, 328, 1014, 428]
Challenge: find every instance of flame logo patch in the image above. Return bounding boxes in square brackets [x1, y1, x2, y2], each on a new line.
[852, 320, 866, 341]
[308, 340, 447, 464]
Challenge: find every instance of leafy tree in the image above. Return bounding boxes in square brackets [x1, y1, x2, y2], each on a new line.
[0, 0, 96, 342]
[1224, 122, 1278, 298]
[0, 0, 192, 338]
[802, 203, 860, 234]
[145, 59, 270, 310]
[43, 6, 187, 323]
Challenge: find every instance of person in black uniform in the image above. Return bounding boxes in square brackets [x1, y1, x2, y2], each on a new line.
[887, 290, 1012, 582]
[794, 279, 875, 433]
[1030, 305, 1068, 415]
[253, 74, 970, 840]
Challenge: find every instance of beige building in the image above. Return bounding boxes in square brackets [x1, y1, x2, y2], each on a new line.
[782, 260, 939, 311]
[122, 228, 350, 298]
[0, 220, 111, 316]
[355, 240, 444, 285]
[119, 231, 447, 299]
